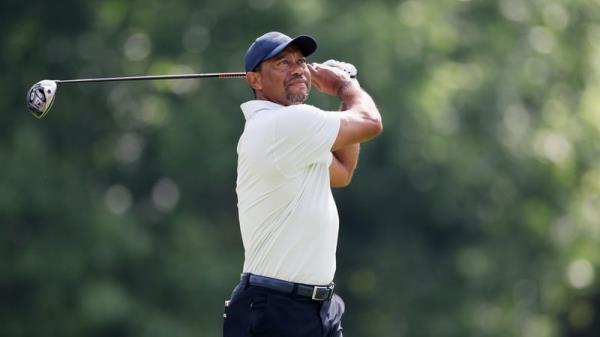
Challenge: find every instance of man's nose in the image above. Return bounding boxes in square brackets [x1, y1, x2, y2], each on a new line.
[289, 60, 303, 75]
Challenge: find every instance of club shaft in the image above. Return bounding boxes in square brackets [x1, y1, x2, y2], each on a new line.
[55, 72, 247, 84]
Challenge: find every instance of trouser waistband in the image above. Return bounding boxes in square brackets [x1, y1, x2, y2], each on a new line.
[240, 273, 335, 301]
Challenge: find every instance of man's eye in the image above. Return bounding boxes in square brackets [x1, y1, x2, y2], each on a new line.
[299, 59, 307, 64]
[279, 60, 289, 65]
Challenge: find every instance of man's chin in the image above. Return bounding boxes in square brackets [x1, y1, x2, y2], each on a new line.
[286, 93, 309, 104]
[286, 88, 310, 104]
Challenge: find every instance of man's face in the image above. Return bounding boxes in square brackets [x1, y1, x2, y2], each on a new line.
[249, 45, 311, 106]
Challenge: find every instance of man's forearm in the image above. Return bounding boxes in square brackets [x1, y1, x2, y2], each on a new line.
[333, 144, 360, 171]
[330, 143, 360, 187]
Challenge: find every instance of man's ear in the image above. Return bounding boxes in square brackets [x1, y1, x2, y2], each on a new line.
[246, 72, 262, 91]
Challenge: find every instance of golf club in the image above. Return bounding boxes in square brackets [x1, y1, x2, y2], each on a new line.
[26, 72, 247, 119]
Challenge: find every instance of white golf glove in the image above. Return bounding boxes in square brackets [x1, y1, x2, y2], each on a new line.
[322, 59, 358, 79]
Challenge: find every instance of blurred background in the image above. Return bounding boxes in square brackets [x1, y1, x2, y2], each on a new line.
[2, 0, 600, 336]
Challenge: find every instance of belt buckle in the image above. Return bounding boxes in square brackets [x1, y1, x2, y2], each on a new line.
[311, 285, 332, 301]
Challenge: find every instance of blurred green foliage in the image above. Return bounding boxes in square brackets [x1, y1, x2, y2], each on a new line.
[2, 0, 600, 336]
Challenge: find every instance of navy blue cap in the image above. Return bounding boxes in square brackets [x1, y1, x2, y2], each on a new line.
[244, 32, 317, 72]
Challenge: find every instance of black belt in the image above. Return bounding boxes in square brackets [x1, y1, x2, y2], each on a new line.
[241, 273, 335, 301]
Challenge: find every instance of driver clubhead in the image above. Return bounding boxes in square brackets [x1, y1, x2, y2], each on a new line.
[27, 80, 57, 119]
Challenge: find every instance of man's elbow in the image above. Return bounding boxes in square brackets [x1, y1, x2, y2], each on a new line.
[358, 105, 383, 138]
[365, 118, 383, 139]
[373, 119, 383, 137]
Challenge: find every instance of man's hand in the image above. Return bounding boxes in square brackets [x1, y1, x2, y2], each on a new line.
[308, 62, 357, 97]
[322, 60, 357, 79]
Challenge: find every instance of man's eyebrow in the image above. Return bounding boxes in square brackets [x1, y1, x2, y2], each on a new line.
[271, 50, 305, 62]
[271, 54, 288, 61]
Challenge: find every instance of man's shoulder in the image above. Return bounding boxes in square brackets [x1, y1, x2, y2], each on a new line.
[241, 100, 281, 120]
[241, 100, 282, 112]
[242, 101, 328, 127]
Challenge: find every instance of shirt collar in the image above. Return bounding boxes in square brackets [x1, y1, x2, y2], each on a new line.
[240, 100, 285, 120]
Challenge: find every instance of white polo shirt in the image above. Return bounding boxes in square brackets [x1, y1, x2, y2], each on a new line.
[236, 100, 341, 285]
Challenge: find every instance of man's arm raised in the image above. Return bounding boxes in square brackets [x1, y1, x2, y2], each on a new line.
[309, 63, 383, 187]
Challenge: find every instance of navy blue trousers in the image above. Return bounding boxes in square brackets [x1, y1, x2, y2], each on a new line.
[222, 281, 344, 337]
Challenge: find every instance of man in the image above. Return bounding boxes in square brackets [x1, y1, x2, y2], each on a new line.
[223, 31, 382, 337]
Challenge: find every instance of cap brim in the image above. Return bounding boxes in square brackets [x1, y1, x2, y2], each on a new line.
[290, 35, 317, 57]
[264, 35, 318, 62]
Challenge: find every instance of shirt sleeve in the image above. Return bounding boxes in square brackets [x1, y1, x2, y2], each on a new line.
[270, 104, 341, 176]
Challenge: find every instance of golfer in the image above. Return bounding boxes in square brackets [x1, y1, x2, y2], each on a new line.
[223, 31, 382, 337]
